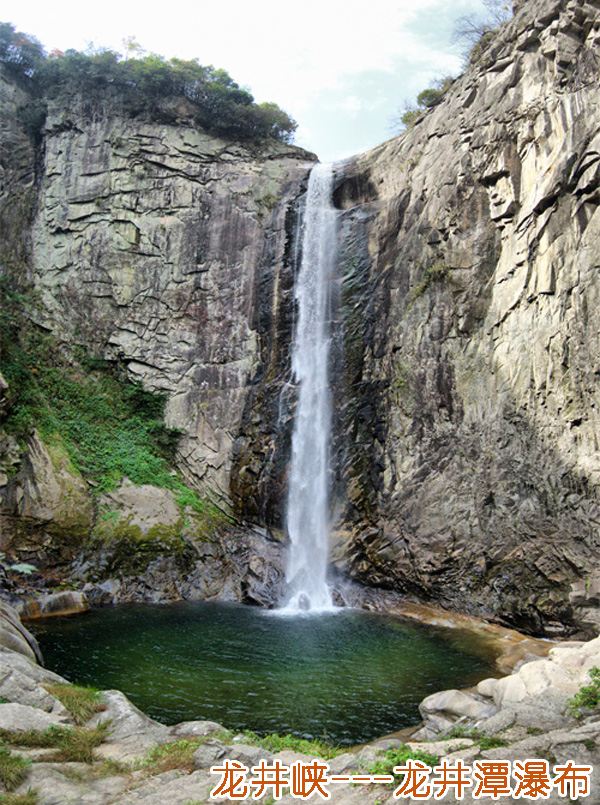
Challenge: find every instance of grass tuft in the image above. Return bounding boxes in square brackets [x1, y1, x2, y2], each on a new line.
[0, 792, 39, 805]
[0, 723, 109, 764]
[444, 725, 508, 750]
[0, 748, 30, 791]
[43, 683, 105, 725]
[137, 739, 205, 774]
[368, 745, 439, 785]
[240, 731, 341, 760]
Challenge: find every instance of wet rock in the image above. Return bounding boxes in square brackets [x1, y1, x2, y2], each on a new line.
[77, 524, 286, 608]
[0, 601, 43, 662]
[18, 591, 89, 620]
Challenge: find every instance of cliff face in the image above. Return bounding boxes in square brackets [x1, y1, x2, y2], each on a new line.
[1, 0, 599, 633]
[4, 89, 313, 507]
[330, 0, 600, 634]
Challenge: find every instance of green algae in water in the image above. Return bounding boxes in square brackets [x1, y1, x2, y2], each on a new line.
[31, 602, 496, 746]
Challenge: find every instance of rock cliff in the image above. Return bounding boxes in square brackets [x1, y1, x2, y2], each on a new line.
[28, 97, 314, 505]
[328, 0, 600, 634]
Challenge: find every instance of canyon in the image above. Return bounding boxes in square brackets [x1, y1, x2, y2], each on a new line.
[0, 0, 599, 640]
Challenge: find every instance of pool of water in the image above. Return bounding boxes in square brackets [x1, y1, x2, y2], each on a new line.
[31, 601, 496, 746]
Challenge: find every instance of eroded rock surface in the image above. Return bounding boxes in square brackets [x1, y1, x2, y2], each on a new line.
[327, 0, 600, 634]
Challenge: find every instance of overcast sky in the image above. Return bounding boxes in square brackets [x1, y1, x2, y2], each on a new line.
[4, 0, 487, 161]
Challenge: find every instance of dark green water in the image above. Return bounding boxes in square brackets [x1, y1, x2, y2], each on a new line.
[31, 602, 496, 746]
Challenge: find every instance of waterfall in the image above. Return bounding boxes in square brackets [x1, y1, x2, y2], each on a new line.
[282, 162, 337, 612]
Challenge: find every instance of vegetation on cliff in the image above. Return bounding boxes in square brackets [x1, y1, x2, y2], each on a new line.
[0, 21, 297, 143]
[395, 0, 513, 130]
[0, 280, 219, 521]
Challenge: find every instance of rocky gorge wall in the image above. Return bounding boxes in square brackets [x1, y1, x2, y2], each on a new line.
[328, 0, 600, 635]
[0, 70, 314, 576]
[27, 97, 314, 506]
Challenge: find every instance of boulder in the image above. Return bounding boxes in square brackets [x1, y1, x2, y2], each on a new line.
[18, 591, 89, 620]
[170, 719, 225, 738]
[89, 690, 170, 759]
[98, 480, 180, 535]
[419, 689, 497, 733]
[0, 702, 68, 731]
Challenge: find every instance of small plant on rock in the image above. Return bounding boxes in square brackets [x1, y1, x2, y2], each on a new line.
[0, 723, 109, 764]
[0, 747, 30, 791]
[567, 667, 600, 718]
[0, 791, 39, 805]
[138, 738, 205, 774]
[368, 745, 439, 786]
[43, 683, 106, 725]
[241, 731, 341, 760]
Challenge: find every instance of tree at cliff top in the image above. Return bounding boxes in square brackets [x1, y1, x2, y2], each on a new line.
[453, 0, 513, 63]
[0, 22, 297, 143]
[392, 0, 513, 132]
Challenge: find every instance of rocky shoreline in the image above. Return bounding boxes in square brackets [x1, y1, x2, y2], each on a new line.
[1, 598, 599, 804]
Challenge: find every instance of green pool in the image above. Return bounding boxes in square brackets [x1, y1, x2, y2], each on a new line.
[31, 601, 496, 746]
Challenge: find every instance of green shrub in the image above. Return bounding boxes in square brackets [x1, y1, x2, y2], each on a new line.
[568, 667, 600, 718]
[0, 22, 296, 144]
[400, 106, 422, 129]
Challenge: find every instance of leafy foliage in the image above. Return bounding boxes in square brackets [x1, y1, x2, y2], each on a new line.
[567, 667, 600, 718]
[0, 553, 36, 576]
[0, 281, 224, 533]
[396, 76, 455, 131]
[0, 22, 296, 143]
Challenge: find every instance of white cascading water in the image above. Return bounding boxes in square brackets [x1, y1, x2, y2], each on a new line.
[282, 162, 337, 612]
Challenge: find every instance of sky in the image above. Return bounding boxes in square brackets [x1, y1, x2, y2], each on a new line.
[3, 0, 488, 161]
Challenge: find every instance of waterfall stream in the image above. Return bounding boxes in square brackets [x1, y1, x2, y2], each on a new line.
[282, 163, 337, 612]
